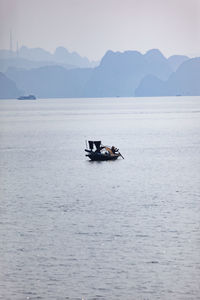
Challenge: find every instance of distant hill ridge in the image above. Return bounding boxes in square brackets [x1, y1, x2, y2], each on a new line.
[135, 57, 200, 96]
[0, 72, 22, 99]
[0, 46, 99, 72]
[1, 48, 199, 99]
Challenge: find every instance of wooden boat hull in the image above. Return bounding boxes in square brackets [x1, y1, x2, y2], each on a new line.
[86, 153, 120, 161]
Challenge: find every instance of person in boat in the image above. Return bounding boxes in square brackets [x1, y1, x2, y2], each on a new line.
[111, 146, 115, 154]
[111, 146, 118, 154]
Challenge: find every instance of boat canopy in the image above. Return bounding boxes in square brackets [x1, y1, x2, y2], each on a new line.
[88, 141, 101, 151]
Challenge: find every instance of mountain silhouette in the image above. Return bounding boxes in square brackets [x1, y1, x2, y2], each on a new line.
[83, 49, 173, 97]
[4, 48, 199, 98]
[53, 47, 97, 68]
[19, 46, 52, 61]
[0, 57, 74, 73]
[134, 75, 166, 97]
[7, 49, 173, 98]
[135, 57, 200, 96]
[0, 72, 22, 99]
[6, 66, 93, 98]
[168, 55, 189, 71]
[144, 49, 173, 80]
[83, 50, 148, 97]
[0, 46, 98, 72]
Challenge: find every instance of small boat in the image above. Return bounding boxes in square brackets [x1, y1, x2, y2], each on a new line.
[17, 95, 36, 100]
[85, 140, 124, 161]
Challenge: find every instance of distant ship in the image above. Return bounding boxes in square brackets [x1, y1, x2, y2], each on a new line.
[17, 95, 36, 100]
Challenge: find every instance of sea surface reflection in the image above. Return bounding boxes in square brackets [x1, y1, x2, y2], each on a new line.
[0, 96, 200, 299]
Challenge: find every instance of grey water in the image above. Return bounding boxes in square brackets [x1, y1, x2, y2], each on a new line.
[0, 96, 200, 300]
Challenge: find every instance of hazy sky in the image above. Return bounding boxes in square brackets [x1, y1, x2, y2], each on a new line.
[0, 0, 200, 61]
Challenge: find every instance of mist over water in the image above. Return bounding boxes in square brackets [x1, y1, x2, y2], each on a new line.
[0, 97, 200, 299]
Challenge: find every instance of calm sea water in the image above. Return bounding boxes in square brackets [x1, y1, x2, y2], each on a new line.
[0, 97, 200, 300]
